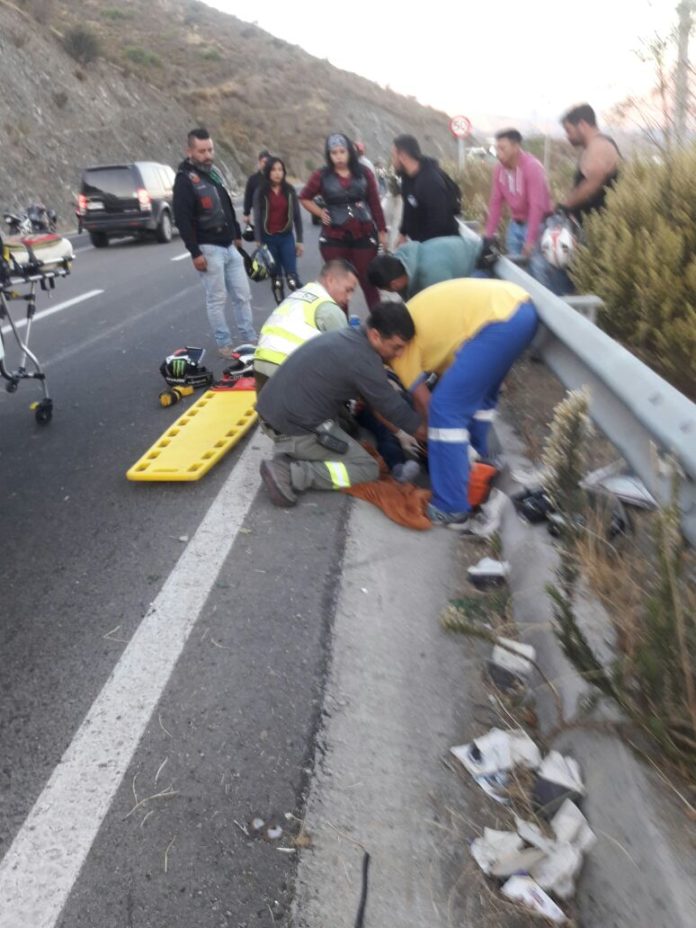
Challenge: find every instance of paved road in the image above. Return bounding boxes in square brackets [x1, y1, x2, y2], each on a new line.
[0, 227, 475, 928]
[0, 224, 366, 926]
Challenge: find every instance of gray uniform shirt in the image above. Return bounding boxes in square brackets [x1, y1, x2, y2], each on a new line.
[256, 327, 421, 437]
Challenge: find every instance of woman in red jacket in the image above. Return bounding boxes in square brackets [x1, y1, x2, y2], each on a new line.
[300, 133, 386, 309]
[253, 156, 304, 304]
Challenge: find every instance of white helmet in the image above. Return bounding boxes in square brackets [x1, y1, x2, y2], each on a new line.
[541, 214, 577, 269]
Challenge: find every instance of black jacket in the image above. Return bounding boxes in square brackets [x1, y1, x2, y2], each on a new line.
[243, 171, 262, 217]
[173, 159, 241, 258]
[399, 157, 459, 242]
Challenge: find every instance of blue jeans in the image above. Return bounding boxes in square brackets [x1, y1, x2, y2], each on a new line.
[198, 243, 257, 346]
[528, 249, 575, 295]
[506, 220, 527, 256]
[428, 301, 538, 513]
[262, 231, 299, 280]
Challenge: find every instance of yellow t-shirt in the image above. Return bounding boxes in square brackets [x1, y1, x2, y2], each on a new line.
[390, 278, 531, 389]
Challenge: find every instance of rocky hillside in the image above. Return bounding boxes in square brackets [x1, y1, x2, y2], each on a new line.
[1, 0, 456, 230]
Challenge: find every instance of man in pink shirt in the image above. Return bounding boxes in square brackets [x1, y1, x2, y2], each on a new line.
[484, 129, 552, 259]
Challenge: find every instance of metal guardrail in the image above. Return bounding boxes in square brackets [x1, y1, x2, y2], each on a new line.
[457, 224, 696, 543]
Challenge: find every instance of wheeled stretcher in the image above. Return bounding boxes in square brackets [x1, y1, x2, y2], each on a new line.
[0, 233, 74, 423]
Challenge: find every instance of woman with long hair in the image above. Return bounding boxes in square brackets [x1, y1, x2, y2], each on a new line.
[253, 156, 304, 304]
[300, 133, 386, 309]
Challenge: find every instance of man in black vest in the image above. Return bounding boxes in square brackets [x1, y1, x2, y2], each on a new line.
[173, 128, 257, 358]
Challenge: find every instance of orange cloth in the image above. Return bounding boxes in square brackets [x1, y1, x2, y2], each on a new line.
[343, 447, 432, 531]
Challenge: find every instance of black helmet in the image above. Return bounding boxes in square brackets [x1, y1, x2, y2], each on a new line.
[242, 222, 256, 242]
[249, 244, 276, 282]
[160, 347, 213, 388]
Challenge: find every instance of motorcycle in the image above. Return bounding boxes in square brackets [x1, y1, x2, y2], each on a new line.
[3, 203, 58, 237]
[26, 202, 57, 234]
[3, 211, 32, 237]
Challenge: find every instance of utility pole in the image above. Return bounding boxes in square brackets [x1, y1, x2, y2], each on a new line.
[674, 0, 695, 144]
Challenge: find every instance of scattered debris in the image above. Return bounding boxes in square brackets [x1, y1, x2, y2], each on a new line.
[500, 875, 566, 923]
[470, 827, 525, 875]
[533, 751, 585, 817]
[487, 638, 536, 693]
[451, 727, 541, 802]
[512, 488, 555, 524]
[467, 557, 510, 590]
[581, 461, 657, 510]
[248, 814, 285, 842]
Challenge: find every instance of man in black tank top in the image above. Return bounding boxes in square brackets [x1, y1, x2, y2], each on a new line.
[528, 103, 621, 295]
[559, 103, 621, 222]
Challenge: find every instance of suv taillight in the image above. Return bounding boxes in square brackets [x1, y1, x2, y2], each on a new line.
[137, 188, 151, 210]
[77, 194, 87, 215]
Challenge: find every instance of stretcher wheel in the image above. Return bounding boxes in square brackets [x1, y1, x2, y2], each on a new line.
[32, 399, 53, 424]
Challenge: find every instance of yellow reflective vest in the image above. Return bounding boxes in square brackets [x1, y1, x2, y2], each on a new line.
[254, 281, 336, 368]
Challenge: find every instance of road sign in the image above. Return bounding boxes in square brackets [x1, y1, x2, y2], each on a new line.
[449, 115, 471, 139]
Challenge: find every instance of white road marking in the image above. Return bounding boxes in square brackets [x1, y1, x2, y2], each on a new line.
[0, 290, 104, 335]
[171, 252, 191, 262]
[73, 245, 94, 255]
[0, 430, 270, 928]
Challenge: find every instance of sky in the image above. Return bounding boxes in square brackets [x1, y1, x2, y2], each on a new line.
[201, 0, 681, 132]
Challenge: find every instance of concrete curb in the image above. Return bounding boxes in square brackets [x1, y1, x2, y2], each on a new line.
[494, 417, 696, 928]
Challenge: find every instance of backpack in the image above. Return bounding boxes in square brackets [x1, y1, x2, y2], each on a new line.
[438, 167, 462, 216]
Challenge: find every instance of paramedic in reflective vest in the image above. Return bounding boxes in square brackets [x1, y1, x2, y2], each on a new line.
[389, 279, 538, 527]
[253, 259, 358, 393]
[256, 302, 425, 508]
[173, 127, 257, 359]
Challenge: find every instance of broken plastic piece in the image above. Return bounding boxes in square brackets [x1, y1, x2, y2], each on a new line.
[491, 638, 535, 677]
[533, 752, 585, 817]
[513, 488, 555, 524]
[501, 876, 566, 923]
[582, 463, 657, 510]
[470, 828, 524, 875]
[451, 727, 541, 782]
[468, 557, 510, 589]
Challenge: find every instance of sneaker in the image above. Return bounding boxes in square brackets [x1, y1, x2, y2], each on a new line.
[392, 460, 421, 483]
[427, 502, 471, 526]
[218, 344, 238, 360]
[259, 454, 297, 507]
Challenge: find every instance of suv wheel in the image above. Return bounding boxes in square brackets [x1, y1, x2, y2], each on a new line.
[156, 210, 172, 243]
[89, 231, 109, 248]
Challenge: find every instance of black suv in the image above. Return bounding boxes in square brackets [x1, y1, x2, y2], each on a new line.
[78, 162, 176, 247]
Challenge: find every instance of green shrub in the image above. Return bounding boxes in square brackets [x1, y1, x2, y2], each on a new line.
[63, 26, 100, 65]
[571, 148, 696, 399]
[125, 46, 163, 68]
[102, 7, 131, 19]
[201, 47, 222, 61]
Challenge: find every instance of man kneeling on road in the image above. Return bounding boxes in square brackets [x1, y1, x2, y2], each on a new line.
[390, 278, 538, 528]
[257, 303, 425, 507]
[253, 259, 357, 393]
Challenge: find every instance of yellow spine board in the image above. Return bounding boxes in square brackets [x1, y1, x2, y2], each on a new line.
[126, 389, 257, 482]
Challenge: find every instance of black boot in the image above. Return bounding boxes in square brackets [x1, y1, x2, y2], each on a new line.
[272, 276, 285, 305]
[286, 274, 301, 291]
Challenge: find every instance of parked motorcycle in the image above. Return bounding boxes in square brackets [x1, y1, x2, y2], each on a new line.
[3, 211, 32, 236]
[26, 203, 57, 234]
[3, 203, 58, 237]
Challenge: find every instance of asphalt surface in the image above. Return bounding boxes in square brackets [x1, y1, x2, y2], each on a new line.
[0, 223, 370, 927]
